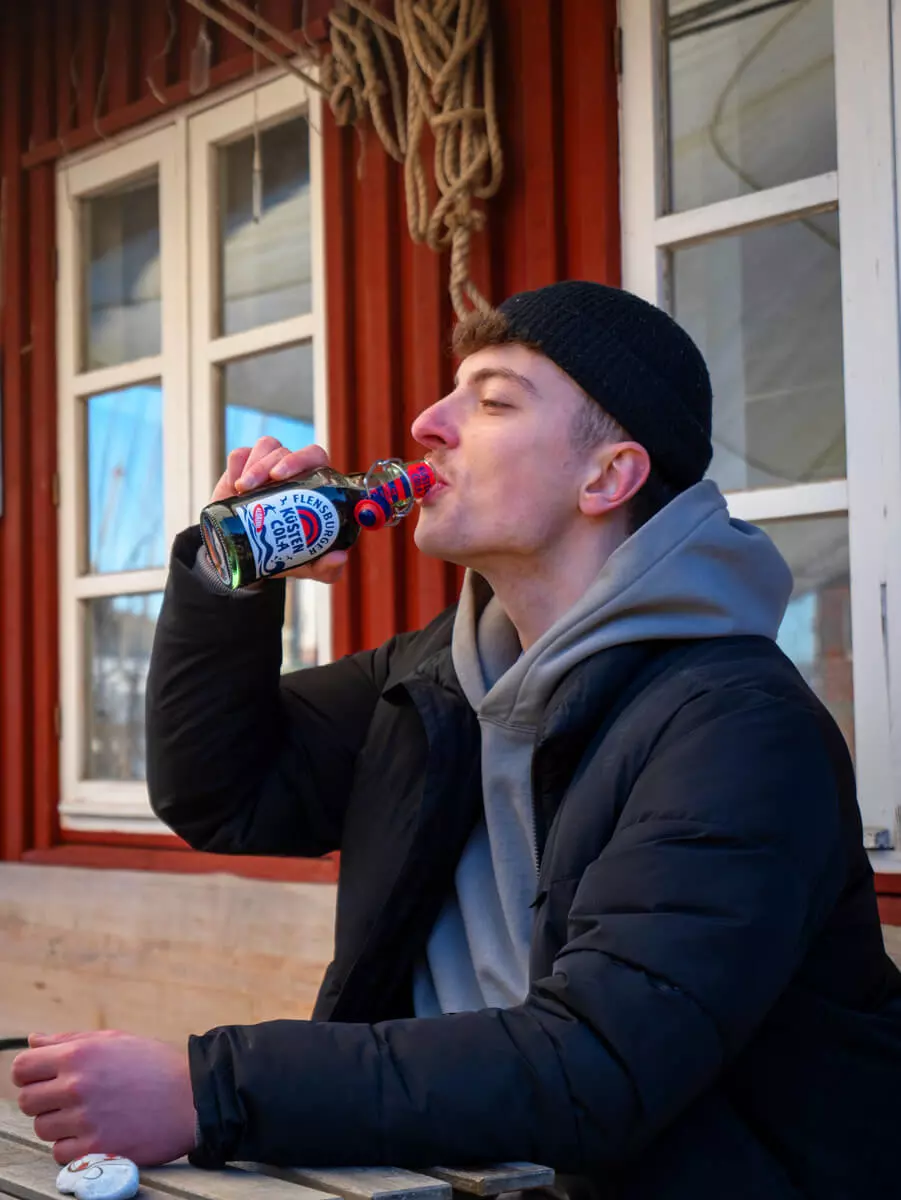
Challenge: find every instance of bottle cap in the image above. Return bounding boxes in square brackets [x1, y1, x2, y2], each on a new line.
[354, 495, 391, 530]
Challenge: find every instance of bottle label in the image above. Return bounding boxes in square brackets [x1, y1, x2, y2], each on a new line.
[234, 487, 340, 577]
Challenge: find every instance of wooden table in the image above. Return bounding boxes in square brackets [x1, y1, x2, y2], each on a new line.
[0, 1102, 553, 1200]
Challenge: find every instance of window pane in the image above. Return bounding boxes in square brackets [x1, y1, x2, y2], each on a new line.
[221, 342, 318, 671]
[282, 579, 322, 672]
[221, 342, 314, 447]
[218, 116, 312, 336]
[759, 514, 854, 757]
[666, 0, 836, 212]
[85, 592, 162, 780]
[85, 384, 166, 573]
[81, 177, 161, 369]
[672, 212, 844, 492]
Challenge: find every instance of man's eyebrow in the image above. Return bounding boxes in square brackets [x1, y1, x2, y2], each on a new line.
[454, 366, 540, 396]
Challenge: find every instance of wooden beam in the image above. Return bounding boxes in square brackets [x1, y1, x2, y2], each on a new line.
[322, 122, 360, 658]
[26, 150, 60, 850]
[22, 25, 326, 170]
[0, 2, 32, 861]
[353, 141, 404, 650]
[560, 0, 621, 283]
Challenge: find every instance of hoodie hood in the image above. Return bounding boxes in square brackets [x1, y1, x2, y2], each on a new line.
[452, 479, 794, 730]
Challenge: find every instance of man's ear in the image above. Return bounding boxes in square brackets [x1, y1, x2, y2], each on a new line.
[579, 441, 651, 517]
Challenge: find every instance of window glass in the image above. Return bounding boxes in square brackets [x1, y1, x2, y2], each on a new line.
[85, 383, 165, 573]
[672, 211, 844, 491]
[666, 0, 836, 212]
[85, 592, 163, 780]
[82, 177, 161, 369]
[760, 513, 853, 755]
[218, 116, 312, 336]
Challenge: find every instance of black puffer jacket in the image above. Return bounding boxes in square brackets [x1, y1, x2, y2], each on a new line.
[147, 529, 901, 1200]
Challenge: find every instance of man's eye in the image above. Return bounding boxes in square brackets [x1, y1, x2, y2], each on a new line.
[480, 398, 510, 410]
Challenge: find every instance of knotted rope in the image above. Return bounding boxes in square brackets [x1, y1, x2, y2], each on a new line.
[324, 0, 503, 316]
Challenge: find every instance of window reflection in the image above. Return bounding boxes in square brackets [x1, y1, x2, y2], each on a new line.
[665, 0, 836, 212]
[218, 116, 312, 335]
[672, 212, 844, 492]
[82, 178, 161, 369]
[85, 384, 166, 574]
[760, 514, 854, 756]
[86, 592, 163, 780]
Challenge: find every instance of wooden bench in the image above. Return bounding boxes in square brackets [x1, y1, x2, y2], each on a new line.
[0, 1102, 553, 1200]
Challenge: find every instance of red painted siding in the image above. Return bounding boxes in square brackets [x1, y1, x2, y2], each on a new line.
[0, 0, 620, 878]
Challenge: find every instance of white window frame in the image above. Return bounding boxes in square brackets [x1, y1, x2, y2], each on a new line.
[56, 68, 328, 834]
[620, 0, 901, 839]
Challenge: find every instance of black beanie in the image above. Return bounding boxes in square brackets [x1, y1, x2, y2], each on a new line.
[497, 280, 713, 491]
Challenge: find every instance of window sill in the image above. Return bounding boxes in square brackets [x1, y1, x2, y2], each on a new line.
[20, 841, 338, 883]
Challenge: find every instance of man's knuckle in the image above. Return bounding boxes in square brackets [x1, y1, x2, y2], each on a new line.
[33, 1112, 55, 1139]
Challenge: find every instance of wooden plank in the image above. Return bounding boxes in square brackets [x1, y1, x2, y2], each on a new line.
[147, 1161, 338, 1200]
[351, 138, 405, 651]
[250, 1166, 451, 1200]
[0, 1158, 173, 1200]
[423, 1165, 554, 1196]
[0, 1141, 47, 1170]
[397, 130, 457, 635]
[27, 159, 60, 852]
[322, 121, 360, 658]
[1, 1109, 420, 1200]
[0, 1102, 41, 1151]
[0, 0, 32, 862]
[0, 867, 336, 1046]
[560, 0, 621, 284]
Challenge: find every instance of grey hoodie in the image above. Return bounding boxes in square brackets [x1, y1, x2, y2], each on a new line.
[412, 480, 794, 1017]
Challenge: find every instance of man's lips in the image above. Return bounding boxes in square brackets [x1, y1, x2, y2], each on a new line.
[420, 467, 449, 505]
[425, 461, 449, 486]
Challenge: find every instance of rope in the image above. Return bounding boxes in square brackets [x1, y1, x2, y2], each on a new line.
[326, 0, 502, 316]
[184, 0, 502, 317]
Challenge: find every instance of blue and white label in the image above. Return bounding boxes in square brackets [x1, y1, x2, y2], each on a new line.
[234, 487, 340, 577]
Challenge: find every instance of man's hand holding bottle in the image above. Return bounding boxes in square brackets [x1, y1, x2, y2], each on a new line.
[209, 436, 349, 585]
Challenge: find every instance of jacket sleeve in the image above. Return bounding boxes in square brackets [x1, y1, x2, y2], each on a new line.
[146, 528, 396, 857]
[186, 684, 846, 1171]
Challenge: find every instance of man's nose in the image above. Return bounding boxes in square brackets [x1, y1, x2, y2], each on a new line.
[411, 395, 459, 449]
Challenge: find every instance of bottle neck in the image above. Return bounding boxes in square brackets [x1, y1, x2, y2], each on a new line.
[354, 459, 435, 529]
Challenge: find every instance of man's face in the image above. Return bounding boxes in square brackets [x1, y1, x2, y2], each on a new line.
[410, 344, 593, 568]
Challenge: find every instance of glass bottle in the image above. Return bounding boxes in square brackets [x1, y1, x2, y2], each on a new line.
[199, 458, 435, 590]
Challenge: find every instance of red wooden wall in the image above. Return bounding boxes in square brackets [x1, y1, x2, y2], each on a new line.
[0, 0, 622, 878]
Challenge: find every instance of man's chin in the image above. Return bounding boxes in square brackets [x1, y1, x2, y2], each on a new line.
[413, 523, 467, 566]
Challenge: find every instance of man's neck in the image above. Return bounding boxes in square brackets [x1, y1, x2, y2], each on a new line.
[476, 526, 625, 651]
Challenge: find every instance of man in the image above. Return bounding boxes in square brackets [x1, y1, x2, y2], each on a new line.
[12, 282, 901, 1198]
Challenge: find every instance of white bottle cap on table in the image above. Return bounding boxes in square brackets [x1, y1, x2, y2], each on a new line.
[56, 1154, 140, 1200]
